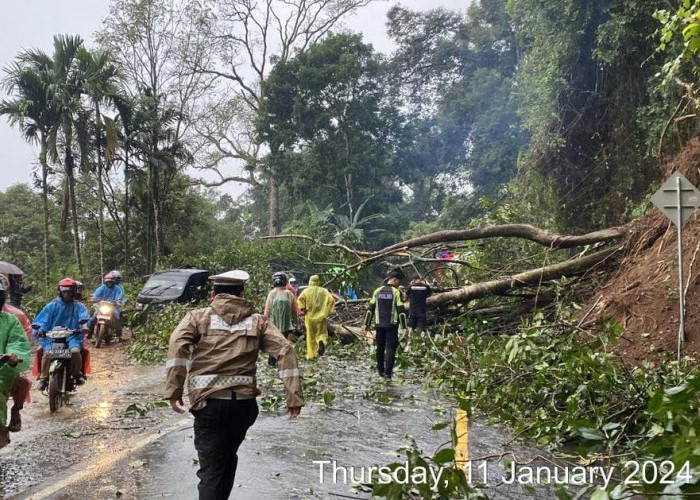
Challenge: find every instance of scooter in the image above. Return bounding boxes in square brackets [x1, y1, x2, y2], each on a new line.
[93, 301, 119, 348]
[42, 327, 79, 412]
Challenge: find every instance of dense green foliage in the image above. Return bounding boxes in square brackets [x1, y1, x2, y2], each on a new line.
[364, 311, 699, 498]
[2, 5, 700, 497]
[3, 0, 695, 282]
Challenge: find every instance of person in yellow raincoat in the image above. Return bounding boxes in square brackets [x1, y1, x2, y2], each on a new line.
[297, 275, 335, 360]
[0, 280, 31, 448]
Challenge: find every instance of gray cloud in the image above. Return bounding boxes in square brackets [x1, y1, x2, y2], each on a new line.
[0, 0, 463, 193]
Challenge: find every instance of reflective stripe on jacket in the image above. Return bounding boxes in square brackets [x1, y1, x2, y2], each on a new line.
[369, 285, 404, 327]
[164, 293, 304, 409]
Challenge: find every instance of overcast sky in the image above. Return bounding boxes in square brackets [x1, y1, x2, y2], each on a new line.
[0, 0, 465, 194]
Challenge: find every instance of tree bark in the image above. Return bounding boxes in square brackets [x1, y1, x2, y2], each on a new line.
[268, 167, 280, 236]
[40, 139, 50, 295]
[348, 224, 626, 269]
[328, 321, 365, 343]
[66, 150, 84, 279]
[384, 224, 623, 253]
[95, 100, 105, 278]
[124, 138, 130, 272]
[427, 247, 618, 306]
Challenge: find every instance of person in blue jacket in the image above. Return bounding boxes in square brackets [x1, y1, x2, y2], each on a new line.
[32, 278, 90, 391]
[89, 272, 124, 340]
[109, 270, 125, 301]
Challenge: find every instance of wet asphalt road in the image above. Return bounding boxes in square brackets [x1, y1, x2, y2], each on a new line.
[3, 341, 567, 499]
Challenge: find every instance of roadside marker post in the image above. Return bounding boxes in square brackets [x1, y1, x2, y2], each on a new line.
[650, 172, 700, 360]
[455, 409, 469, 469]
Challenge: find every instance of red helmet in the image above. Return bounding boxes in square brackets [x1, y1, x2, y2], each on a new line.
[58, 277, 77, 292]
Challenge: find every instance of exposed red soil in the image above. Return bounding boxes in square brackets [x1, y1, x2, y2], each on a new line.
[583, 138, 700, 366]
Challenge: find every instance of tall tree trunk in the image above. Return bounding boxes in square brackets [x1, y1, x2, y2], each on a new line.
[152, 162, 162, 267]
[344, 173, 353, 221]
[268, 167, 280, 236]
[40, 138, 50, 296]
[95, 101, 105, 278]
[146, 162, 154, 273]
[66, 147, 84, 279]
[124, 141, 130, 272]
[342, 129, 353, 221]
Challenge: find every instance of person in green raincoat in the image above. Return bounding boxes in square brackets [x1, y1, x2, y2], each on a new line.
[264, 272, 298, 366]
[297, 275, 335, 360]
[0, 280, 31, 448]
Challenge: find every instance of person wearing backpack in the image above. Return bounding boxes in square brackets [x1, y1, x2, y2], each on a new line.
[264, 272, 298, 366]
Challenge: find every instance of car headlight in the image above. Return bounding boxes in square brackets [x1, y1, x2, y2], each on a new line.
[98, 305, 112, 314]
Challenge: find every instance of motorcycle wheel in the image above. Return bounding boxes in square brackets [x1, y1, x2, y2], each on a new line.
[95, 323, 105, 348]
[49, 371, 62, 413]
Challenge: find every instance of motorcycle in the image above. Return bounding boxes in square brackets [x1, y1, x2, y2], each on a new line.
[43, 327, 79, 412]
[93, 301, 119, 348]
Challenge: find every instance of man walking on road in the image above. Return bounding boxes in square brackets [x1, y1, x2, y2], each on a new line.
[407, 276, 432, 334]
[366, 271, 407, 380]
[165, 270, 304, 500]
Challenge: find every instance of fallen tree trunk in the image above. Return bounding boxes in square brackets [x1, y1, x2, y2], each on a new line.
[328, 321, 366, 343]
[427, 247, 619, 306]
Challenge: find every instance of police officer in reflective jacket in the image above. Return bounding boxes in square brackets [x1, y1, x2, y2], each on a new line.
[165, 270, 304, 500]
[365, 270, 407, 380]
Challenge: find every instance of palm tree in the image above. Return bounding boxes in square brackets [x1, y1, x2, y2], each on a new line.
[1, 51, 58, 294]
[76, 47, 121, 277]
[112, 94, 136, 271]
[44, 35, 91, 279]
[124, 89, 189, 272]
[330, 197, 385, 246]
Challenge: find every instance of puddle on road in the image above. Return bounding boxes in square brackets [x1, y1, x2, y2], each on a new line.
[0, 342, 168, 499]
[4, 342, 570, 499]
[41, 344, 566, 499]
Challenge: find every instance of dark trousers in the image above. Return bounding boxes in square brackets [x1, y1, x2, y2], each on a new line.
[192, 398, 259, 500]
[409, 315, 427, 333]
[376, 325, 399, 377]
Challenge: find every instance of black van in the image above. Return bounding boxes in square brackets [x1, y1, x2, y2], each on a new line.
[136, 269, 210, 308]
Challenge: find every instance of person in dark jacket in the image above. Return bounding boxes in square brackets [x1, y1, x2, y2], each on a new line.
[365, 271, 406, 380]
[407, 276, 432, 334]
[8, 274, 34, 310]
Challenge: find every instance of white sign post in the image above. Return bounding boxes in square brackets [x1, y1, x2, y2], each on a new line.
[650, 172, 700, 360]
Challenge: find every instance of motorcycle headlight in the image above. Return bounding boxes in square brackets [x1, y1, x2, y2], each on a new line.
[98, 304, 112, 314]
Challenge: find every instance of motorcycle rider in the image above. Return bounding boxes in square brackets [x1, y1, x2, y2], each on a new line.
[33, 278, 90, 391]
[89, 272, 124, 341]
[0, 275, 33, 432]
[109, 270, 125, 297]
[0, 280, 30, 448]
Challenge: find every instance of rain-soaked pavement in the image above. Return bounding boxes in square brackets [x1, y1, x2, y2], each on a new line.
[2, 339, 571, 499]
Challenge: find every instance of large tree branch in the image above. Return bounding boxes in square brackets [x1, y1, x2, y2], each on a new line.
[259, 233, 372, 257]
[427, 247, 619, 306]
[191, 174, 259, 188]
[349, 224, 625, 269]
[260, 224, 625, 270]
